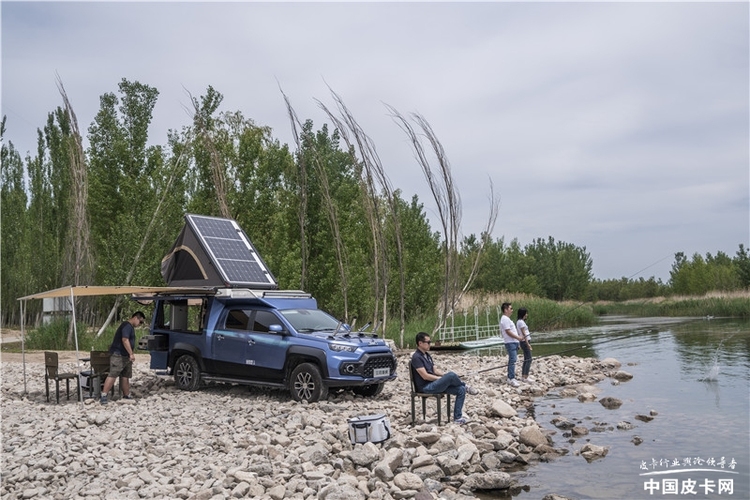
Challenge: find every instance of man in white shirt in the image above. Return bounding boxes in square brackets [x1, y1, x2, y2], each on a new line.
[500, 303, 524, 387]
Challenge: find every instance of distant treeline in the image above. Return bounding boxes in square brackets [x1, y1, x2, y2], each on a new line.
[2, 79, 748, 330]
[586, 248, 750, 301]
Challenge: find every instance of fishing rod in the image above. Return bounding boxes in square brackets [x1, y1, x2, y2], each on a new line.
[462, 344, 590, 377]
[461, 329, 650, 377]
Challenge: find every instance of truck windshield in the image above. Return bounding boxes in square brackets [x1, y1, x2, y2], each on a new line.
[279, 309, 344, 333]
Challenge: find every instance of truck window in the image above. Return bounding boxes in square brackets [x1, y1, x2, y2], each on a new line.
[252, 310, 280, 333]
[225, 309, 250, 330]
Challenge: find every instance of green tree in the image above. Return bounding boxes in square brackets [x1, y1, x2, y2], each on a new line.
[293, 122, 363, 318]
[524, 237, 592, 301]
[736, 244, 750, 289]
[87, 79, 166, 288]
[670, 250, 743, 295]
[1, 118, 29, 323]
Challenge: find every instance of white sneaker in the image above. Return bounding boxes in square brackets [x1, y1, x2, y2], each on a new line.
[522, 376, 535, 383]
[508, 378, 521, 388]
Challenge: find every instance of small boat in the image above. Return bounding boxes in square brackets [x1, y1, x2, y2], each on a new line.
[459, 336, 505, 350]
[429, 340, 464, 351]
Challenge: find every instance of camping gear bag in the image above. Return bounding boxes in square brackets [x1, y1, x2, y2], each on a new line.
[347, 413, 391, 444]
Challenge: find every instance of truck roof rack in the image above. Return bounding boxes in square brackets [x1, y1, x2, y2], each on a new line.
[214, 288, 312, 299]
[131, 287, 313, 303]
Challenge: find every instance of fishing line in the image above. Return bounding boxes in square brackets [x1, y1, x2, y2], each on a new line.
[460, 330, 648, 378]
[454, 254, 676, 378]
[525, 253, 674, 333]
[460, 344, 589, 377]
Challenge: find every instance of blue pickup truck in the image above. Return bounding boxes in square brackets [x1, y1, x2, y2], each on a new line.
[138, 287, 397, 402]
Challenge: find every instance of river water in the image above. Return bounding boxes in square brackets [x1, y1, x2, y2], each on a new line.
[459, 316, 750, 499]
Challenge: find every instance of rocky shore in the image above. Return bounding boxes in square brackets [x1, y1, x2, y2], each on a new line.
[1, 350, 628, 500]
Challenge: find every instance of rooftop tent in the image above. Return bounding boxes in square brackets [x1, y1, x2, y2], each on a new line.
[160, 214, 278, 289]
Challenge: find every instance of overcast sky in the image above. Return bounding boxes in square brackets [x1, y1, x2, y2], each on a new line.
[2, 1, 748, 282]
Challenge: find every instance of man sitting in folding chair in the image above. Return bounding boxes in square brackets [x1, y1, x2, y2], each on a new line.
[411, 331, 479, 425]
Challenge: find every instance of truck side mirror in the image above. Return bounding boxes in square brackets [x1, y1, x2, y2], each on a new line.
[269, 324, 285, 334]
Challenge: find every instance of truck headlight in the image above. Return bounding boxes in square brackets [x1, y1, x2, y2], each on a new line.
[330, 343, 357, 352]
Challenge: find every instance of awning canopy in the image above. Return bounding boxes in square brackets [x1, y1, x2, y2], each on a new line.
[16, 284, 217, 401]
[17, 285, 215, 301]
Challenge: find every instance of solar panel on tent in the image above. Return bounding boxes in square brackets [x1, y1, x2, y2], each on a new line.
[186, 214, 277, 288]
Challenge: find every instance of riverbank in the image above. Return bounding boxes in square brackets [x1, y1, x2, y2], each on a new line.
[1, 350, 628, 500]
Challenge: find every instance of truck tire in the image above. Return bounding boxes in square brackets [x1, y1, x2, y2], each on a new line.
[290, 363, 328, 402]
[174, 354, 201, 391]
[353, 383, 384, 397]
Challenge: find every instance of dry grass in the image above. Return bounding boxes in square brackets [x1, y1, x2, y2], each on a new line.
[453, 291, 540, 313]
[611, 289, 750, 305]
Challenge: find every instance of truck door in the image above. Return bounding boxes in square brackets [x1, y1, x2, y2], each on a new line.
[212, 308, 258, 378]
[244, 309, 289, 381]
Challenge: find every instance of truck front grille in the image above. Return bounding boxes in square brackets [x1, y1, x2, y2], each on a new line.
[363, 355, 396, 378]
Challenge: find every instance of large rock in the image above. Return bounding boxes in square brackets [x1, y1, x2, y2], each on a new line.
[599, 358, 621, 369]
[613, 370, 633, 381]
[580, 443, 609, 462]
[551, 416, 575, 430]
[438, 455, 465, 475]
[491, 430, 514, 450]
[461, 471, 512, 491]
[519, 425, 548, 448]
[318, 483, 366, 500]
[414, 432, 441, 445]
[411, 464, 443, 481]
[431, 435, 456, 453]
[300, 443, 330, 465]
[599, 396, 623, 409]
[350, 442, 380, 466]
[490, 399, 518, 418]
[393, 472, 424, 491]
[456, 442, 479, 463]
[382, 447, 404, 471]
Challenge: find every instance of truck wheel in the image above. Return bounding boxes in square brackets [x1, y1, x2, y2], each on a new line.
[353, 383, 384, 397]
[290, 363, 328, 402]
[174, 355, 201, 391]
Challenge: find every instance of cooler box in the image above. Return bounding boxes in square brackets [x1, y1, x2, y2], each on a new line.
[79, 371, 101, 398]
[347, 414, 391, 444]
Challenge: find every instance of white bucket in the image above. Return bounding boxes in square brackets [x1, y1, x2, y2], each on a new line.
[347, 413, 391, 444]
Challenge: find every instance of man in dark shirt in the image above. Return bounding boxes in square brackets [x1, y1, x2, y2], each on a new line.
[411, 331, 478, 424]
[100, 311, 146, 404]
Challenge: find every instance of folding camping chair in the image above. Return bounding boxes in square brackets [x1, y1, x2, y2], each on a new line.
[44, 351, 79, 403]
[409, 361, 452, 425]
[80, 351, 112, 398]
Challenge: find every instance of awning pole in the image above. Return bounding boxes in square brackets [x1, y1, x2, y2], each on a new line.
[21, 299, 27, 395]
[70, 287, 84, 407]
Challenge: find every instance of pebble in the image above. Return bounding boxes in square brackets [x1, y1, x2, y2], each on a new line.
[1, 351, 619, 499]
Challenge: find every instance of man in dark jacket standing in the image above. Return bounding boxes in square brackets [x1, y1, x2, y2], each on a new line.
[101, 311, 146, 404]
